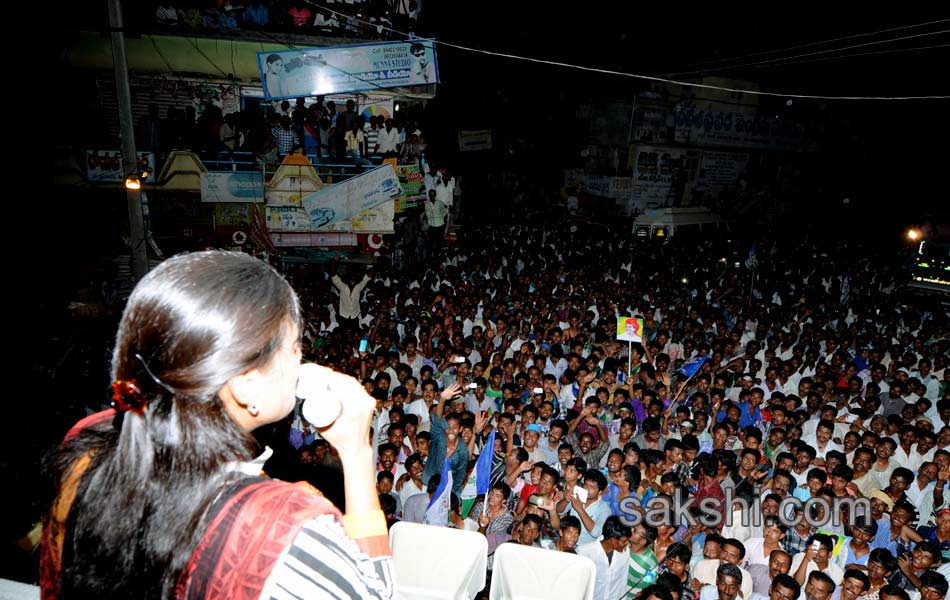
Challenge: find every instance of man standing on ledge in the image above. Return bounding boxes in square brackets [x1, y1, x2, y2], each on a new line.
[331, 259, 371, 332]
[423, 189, 448, 263]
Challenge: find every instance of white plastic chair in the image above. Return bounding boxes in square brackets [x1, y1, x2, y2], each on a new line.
[389, 521, 488, 599]
[0, 578, 40, 600]
[489, 543, 596, 600]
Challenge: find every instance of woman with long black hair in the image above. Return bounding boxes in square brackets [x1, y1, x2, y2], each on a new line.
[41, 251, 393, 599]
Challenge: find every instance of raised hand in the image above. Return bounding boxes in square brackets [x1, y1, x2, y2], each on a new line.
[473, 411, 487, 434]
[440, 382, 462, 401]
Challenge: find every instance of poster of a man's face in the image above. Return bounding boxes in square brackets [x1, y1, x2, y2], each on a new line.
[409, 43, 435, 83]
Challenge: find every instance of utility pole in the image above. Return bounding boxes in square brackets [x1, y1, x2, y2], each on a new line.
[108, 0, 149, 282]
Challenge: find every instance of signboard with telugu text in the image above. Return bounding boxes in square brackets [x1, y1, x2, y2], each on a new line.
[258, 41, 439, 100]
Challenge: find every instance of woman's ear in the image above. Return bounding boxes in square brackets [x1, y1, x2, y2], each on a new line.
[221, 368, 268, 426]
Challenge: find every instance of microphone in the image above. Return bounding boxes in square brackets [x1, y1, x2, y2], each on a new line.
[297, 363, 342, 428]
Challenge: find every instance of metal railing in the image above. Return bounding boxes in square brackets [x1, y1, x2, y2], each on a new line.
[202, 151, 392, 185]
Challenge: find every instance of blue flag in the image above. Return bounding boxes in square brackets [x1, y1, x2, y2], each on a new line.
[677, 355, 710, 379]
[425, 459, 453, 527]
[475, 430, 496, 496]
[744, 243, 758, 270]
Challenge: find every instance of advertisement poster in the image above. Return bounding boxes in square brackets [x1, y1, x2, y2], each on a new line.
[299, 164, 400, 232]
[85, 150, 156, 182]
[700, 151, 750, 189]
[458, 130, 493, 152]
[266, 206, 311, 232]
[200, 172, 265, 203]
[630, 145, 699, 211]
[258, 41, 439, 99]
[395, 163, 427, 212]
[215, 203, 254, 226]
[674, 107, 805, 150]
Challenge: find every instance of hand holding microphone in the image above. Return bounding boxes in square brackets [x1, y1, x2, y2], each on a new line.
[297, 363, 374, 455]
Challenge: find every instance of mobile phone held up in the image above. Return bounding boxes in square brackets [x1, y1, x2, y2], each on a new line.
[359, 337, 368, 353]
[572, 485, 588, 504]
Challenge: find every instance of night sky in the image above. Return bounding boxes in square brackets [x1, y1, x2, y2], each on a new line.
[419, 6, 950, 219]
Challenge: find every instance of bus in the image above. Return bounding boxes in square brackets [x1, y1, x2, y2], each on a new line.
[907, 239, 950, 296]
[632, 207, 733, 239]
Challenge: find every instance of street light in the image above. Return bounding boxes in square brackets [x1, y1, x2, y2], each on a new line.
[906, 228, 922, 241]
[124, 167, 150, 191]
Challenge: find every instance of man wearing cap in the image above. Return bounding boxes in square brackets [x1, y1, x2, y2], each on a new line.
[867, 489, 896, 549]
[523, 424, 546, 464]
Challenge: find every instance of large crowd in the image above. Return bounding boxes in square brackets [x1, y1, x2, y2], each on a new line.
[240, 220, 949, 600]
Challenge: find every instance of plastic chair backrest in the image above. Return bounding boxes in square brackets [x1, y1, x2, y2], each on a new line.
[489, 542, 596, 600]
[390, 521, 488, 600]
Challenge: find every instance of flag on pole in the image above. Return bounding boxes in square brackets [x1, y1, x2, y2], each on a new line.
[744, 243, 758, 270]
[475, 430, 496, 495]
[677, 355, 710, 379]
[425, 459, 453, 527]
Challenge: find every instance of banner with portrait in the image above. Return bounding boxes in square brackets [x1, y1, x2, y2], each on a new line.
[616, 317, 644, 343]
[258, 41, 439, 99]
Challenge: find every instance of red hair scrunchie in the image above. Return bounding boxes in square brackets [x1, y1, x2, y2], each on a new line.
[111, 379, 148, 414]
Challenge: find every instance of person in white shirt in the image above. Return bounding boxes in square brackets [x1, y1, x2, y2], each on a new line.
[396, 453, 426, 507]
[698, 563, 744, 600]
[330, 261, 371, 330]
[789, 534, 844, 587]
[406, 380, 435, 424]
[464, 377, 494, 415]
[747, 574, 800, 600]
[891, 427, 923, 472]
[433, 170, 455, 220]
[906, 462, 940, 527]
[423, 189, 448, 262]
[576, 516, 631, 600]
[374, 118, 400, 157]
[692, 539, 754, 600]
[802, 420, 843, 465]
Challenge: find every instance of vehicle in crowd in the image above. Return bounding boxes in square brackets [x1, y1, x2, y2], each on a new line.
[906, 237, 950, 296]
[632, 207, 733, 239]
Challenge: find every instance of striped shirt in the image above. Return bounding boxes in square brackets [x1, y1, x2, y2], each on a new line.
[364, 125, 380, 155]
[261, 514, 395, 599]
[627, 548, 658, 599]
